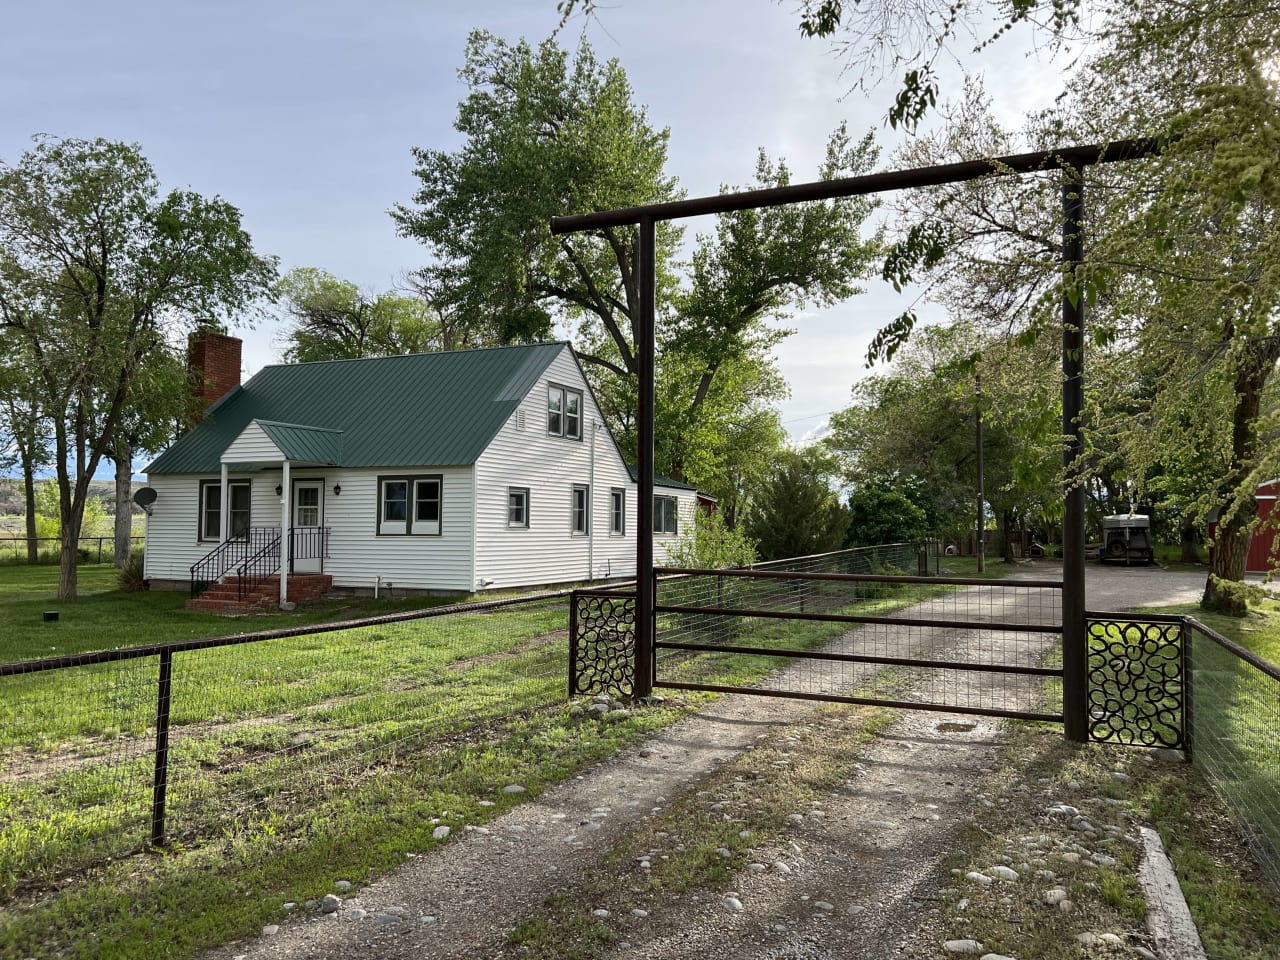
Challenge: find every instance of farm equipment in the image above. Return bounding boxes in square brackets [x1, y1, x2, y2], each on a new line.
[1100, 514, 1155, 564]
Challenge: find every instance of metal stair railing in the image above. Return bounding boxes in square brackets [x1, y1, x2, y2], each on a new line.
[236, 530, 284, 601]
[189, 527, 279, 599]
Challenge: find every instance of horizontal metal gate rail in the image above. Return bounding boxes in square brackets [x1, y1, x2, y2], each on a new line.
[650, 568, 1065, 723]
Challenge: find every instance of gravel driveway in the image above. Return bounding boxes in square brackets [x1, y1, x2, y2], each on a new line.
[202, 563, 1208, 960]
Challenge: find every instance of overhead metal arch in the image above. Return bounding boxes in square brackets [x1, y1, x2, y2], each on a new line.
[552, 136, 1164, 741]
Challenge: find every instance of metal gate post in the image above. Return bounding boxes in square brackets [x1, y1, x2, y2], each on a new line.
[1061, 165, 1088, 742]
[151, 648, 174, 846]
[634, 214, 656, 699]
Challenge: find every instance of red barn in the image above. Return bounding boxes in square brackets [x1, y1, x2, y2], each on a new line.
[1208, 480, 1279, 573]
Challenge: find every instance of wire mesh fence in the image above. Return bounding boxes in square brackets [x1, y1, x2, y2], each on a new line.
[1186, 618, 1280, 889]
[652, 545, 1063, 720]
[0, 593, 570, 898]
[0, 535, 145, 566]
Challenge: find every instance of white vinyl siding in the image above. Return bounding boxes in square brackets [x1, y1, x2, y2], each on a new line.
[145, 466, 475, 592]
[220, 420, 284, 465]
[143, 473, 282, 582]
[475, 346, 636, 588]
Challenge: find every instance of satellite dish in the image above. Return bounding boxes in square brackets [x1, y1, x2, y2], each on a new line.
[133, 487, 157, 514]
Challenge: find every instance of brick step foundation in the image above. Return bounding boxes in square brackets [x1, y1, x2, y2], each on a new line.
[186, 575, 333, 614]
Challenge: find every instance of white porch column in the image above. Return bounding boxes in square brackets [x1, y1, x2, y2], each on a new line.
[279, 460, 291, 607]
[219, 462, 229, 543]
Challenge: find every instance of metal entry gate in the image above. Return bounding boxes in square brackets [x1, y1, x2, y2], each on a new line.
[572, 566, 1065, 723]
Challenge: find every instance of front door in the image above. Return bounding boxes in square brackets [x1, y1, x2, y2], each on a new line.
[292, 480, 324, 574]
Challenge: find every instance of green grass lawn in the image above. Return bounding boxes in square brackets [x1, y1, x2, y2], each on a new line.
[1144, 597, 1280, 666]
[0, 564, 460, 664]
[0, 561, 1006, 959]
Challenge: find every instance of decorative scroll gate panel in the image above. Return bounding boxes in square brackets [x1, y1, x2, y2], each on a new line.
[569, 590, 636, 699]
[572, 567, 1067, 723]
[1085, 613, 1186, 749]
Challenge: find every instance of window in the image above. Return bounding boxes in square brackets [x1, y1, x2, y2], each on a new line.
[199, 479, 250, 541]
[610, 488, 625, 535]
[571, 484, 590, 535]
[414, 478, 441, 535]
[508, 487, 529, 528]
[548, 384, 583, 440]
[378, 475, 442, 535]
[295, 485, 320, 527]
[653, 495, 678, 535]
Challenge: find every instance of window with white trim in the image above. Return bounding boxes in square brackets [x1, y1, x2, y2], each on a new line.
[378, 475, 442, 535]
[199, 479, 250, 541]
[610, 488, 625, 535]
[508, 487, 529, 528]
[548, 384, 583, 440]
[571, 484, 590, 535]
[413, 478, 441, 535]
[653, 495, 678, 535]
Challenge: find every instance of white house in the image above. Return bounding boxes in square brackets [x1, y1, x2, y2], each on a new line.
[143, 338, 700, 603]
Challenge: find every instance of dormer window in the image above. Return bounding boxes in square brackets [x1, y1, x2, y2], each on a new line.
[548, 385, 582, 440]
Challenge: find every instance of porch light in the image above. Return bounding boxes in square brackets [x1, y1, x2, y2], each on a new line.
[333, 483, 341, 496]
[275, 484, 282, 496]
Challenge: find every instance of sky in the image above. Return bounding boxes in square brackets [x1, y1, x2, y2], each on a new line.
[2, 0, 1073, 467]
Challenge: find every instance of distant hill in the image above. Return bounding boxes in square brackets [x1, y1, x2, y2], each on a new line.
[0, 479, 126, 516]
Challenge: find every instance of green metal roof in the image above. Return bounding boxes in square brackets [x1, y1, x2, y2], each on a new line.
[255, 421, 343, 465]
[627, 465, 699, 492]
[147, 342, 568, 474]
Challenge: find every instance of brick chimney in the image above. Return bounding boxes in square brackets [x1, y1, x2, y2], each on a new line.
[188, 331, 242, 413]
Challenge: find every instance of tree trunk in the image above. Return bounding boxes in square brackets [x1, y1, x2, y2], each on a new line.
[58, 521, 79, 600]
[1179, 522, 1201, 564]
[1202, 505, 1253, 615]
[1201, 339, 1277, 615]
[113, 450, 133, 568]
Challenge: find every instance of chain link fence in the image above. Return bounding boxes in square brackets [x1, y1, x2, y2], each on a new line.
[0, 594, 569, 898]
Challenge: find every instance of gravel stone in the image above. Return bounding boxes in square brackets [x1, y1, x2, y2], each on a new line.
[943, 938, 985, 953]
[432, 825, 451, 841]
[319, 894, 341, 914]
[722, 896, 743, 912]
[262, 925, 280, 936]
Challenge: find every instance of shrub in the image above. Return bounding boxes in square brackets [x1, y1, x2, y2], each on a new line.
[117, 549, 148, 592]
[666, 510, 758, 570]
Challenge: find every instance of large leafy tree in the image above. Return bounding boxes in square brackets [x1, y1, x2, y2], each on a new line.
[743, 447, 850, 561]
[276, 267, 444, 362]
[0, 330, 48, 563]
[0, 137, 277, 599]
[393, 32, 881, 500]
[826, 322, 1062, 551]
[870, 0, 1280, 611]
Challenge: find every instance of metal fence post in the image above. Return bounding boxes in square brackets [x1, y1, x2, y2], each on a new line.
[151, 649, 174, 847]
[1061, 164, 1088, 743]
[633, 214, 656, 700]
[568, 593, 579, 698]
[1182, 620, 1194, 760]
